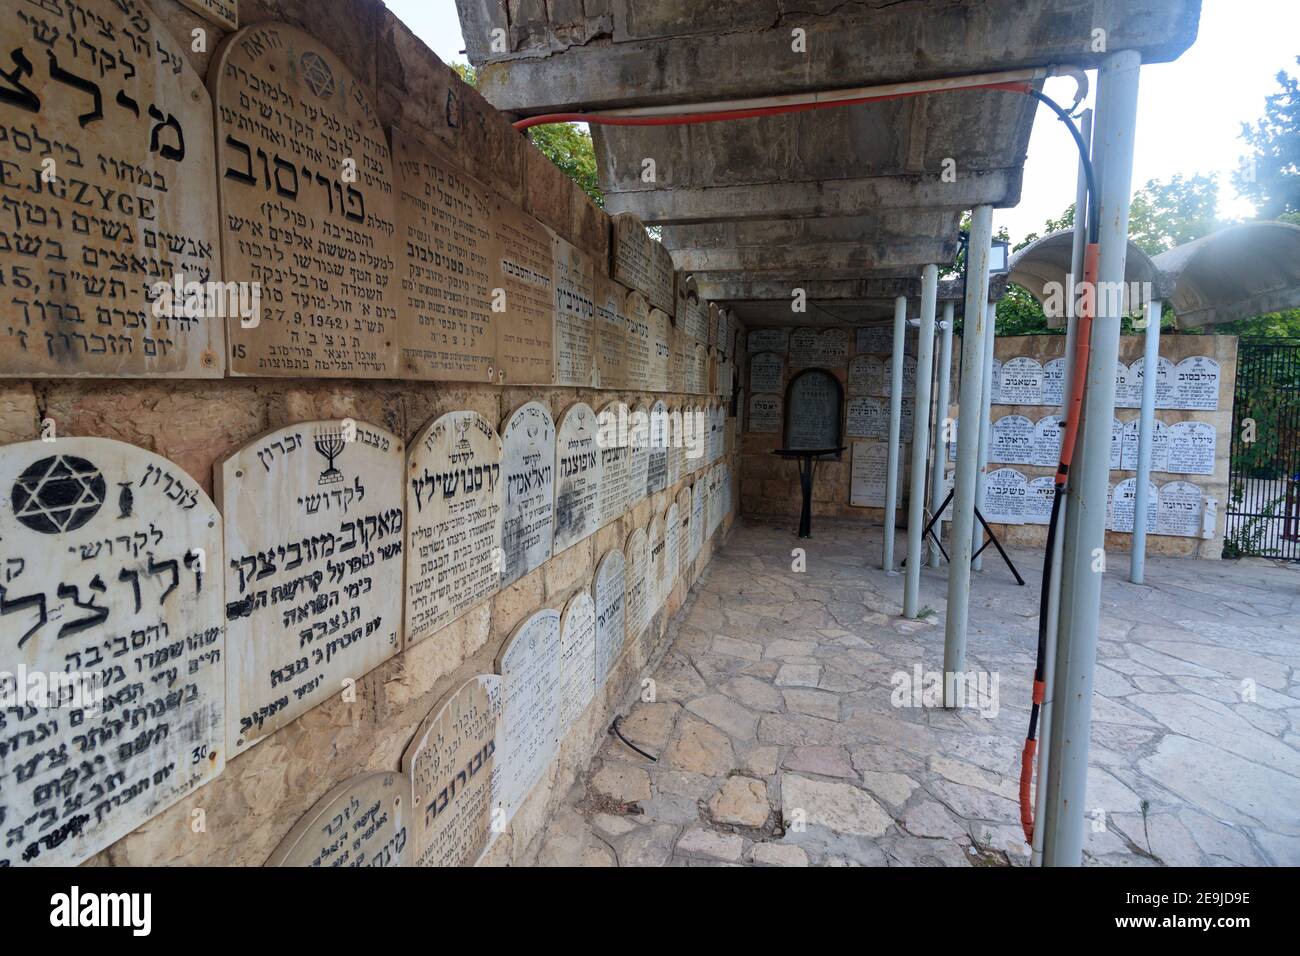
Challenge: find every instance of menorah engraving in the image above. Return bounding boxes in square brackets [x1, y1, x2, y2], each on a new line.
[315, 429, 347, 486]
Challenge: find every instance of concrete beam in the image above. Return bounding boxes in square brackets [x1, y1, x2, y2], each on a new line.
[660, 213, 956, 249]
[667, 239, 956, 274]
[694, 275, 921, 302]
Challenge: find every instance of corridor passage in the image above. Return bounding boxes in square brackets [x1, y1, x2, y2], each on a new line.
[540, 519, 1300, 867]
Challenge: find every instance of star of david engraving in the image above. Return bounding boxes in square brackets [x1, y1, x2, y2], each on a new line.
[11, 455, 107, 535]
[299, 51, 336, 99]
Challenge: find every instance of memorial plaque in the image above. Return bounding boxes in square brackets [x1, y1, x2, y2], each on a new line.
[1114, 362, 1141, 409]
[493, 199, 554, 384]
[611, 213, 674, 313]
[989, 359, 1002, 404]
[998, 358, 1045, 406]
[593, 549, 627, 687]
[707, 403, 723, 463]
[1173, 356, 1220, 410]
[666, 406, 684, 488]
[1030, 415, 1064, 468]
[678, 284, 709, 343]
[719, 462, 733, 523]
[500, 402, 555, 587]
[1024, 476, 1058, 525]
[1119, 418, 1170, 473]
[1156, 480, 1204, 537]
[708, 303, 721, 350]
[554, 403, 602, 553]
[982, 468, 1027, 524]
[1166, 421, 1216, 475]
[846, 396, 886, 439]
[552, 233, 595, 387]
[401, 674, 501, 868]
[221, 420, 404, 753]
[715, 308, 731, 357]
[1110, 417, 1124, 470]
[948, 418, 959, 462]
[1131, 355, 1176, 409]
[883, 356, 918, 398]
[268, 771, 410, 867]
[848, 355, 885, 395]
[648, 513, 667, 615]
[675, 487, 692, 575]
[900, 397, 916, 437]
[593, 275, 628, 389]
[179, 0, 238, 30]
[406, 411, 503, 644]
[786, 370, 842, 449]
[689, 481, 705, 562]
[495, 608, 560, 820]
[627, 403, 651, 503]
[559, 591, 597, 732]
[749, 328, 789, 353]
[0, 438, 223, 866]
[990, 414, 1034, 465]
[1, 0, 224, 378]
[216, 24, 397, 377]
[788, 329, 820, 368]
[596, 401, 631, 528]
[849, 441, 904, 508]
[647, 400, 669, 495]
[623, 290, 651, 390]
[856, 325, 892, 354]
[648, 308, 672, 391]
[751, 352, 785, 393]
[1042, 358, 1067, 407]
[624, 527, 650, 641]
[668, 322, 687, 393]
[393, 128, 495, 381]
[1109, 477, 1158, 534]
[691, 343, 709, 395]
[749, 394, 782, 433]
[665, 502, 681, 597]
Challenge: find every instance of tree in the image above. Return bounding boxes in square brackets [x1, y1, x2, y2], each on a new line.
[1235, 58, 1300, 219]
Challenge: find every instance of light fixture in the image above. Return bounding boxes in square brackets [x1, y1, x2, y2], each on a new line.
[989, 237, 1012, 275]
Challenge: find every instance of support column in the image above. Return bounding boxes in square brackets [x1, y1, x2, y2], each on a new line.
[972, 301, 997, 571]
[1043, 49, 1142, 867]
[883, 295, 907, 571]
[943, 205, 994, 704]
[1130, 297, 1162, 584]
[930, 301, 955, 567]
[905, 265, 939, 616]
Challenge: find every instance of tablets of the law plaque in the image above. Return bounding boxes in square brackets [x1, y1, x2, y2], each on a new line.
[0, 438, 224, 867]
[268, 771, 411, 867]
[496, 608, 561, 821]
[215, 24, 397, 377]
[500, 402, 556, 587]
[0, 0, 225, 378]
[393, 128, 495, 381]
[401, 675, 501, 868]
[406, 411, 504, 644]
[220, 420, 404, 754]
[611, 213, 675, 314]
[493, 199, 554, 384]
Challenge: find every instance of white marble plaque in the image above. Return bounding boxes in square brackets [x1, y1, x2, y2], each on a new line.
[1173, 356, 1220, 410]
[627, 404, 651, 504]
[848, 355, 883, 396]
[675, 488, 692, 575]
[624, 527, 650, 641]
[1042, 358, 1067, 407]
[707, 466, 724, 536]
[998, 358, 1045, 405]
[749, 394, 782, 433]
[217, 23, 397, 377]
[553, 233, 596, 387]
[1110, 417, 1124, 470]
[982, 468, 1027, 524]
[689, 482, 705, 562]
[1156, 481, 1204, 537]
[750, 352, 784, 393]
[1166, 421, 1216, 475]
[749, 328, 790, 353]
[666, 407, 684, 488]
[883, 356, 918, 398]
[849, 441, 904, 508]
[0, 439, 224, 866]
[846, 396, 886, 439]
[820, 329, 850, 367]
[1024, 476, 1058, 525]
[406, 411, 503, 644]
[647, 400, 669, 495]
[1119, 418, 1170, 473]
[268, 771, 411, 867]
[1108, 477, 1158, 534]
[596, 402, 632, 529]
[788, 329, 820, 369]
[221, 420, 404, 753]
[0, 0, 225, 378]
[554, 403, 603, 552]
[1031, 415, 1064, 468]
[989, 359, 1002, 405]
[990, 415, 1035, 465]
[593, 550, 627, 687]
[500, 403, 555, 586]
[402, 674, 501, 868]
[648, 513, 668, 615]
[496, 608, 561, 821]
[1131, 356, 1176, 409]
[665, 502, 681, 598]
[1114, 362, 1141, 409]
[559, 591, 597, 732]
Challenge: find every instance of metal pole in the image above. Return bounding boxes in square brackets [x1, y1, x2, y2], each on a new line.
[943, 205, 994, 704]
[1042, 49, 1141, 867]
[1130, 297, 1162, 584]
[905, 266, 939, 616]
[1033, 109, 1092, 868]
[930, 301, 955, 567]
[883, 295, 907, 571]
[972, 301, 997, 571]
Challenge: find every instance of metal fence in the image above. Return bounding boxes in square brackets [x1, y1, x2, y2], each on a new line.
[1226, 338, 1300, 559]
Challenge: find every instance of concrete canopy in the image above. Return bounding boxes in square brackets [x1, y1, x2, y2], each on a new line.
[1153, 221, 1300, 329]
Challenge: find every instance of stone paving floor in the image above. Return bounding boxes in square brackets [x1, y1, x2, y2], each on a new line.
[538, 517, 1300, 867]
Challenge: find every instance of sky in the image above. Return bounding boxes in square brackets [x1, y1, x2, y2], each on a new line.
[386, 0, 1299, 244]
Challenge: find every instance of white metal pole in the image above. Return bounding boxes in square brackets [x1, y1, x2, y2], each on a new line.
[1042, 49, 1142, 867]
[943, 206, 994, 705]
[972, 301, 997, 571]
[1130, 297, 1162, 584]
[905, 266, 939, 616]
[883, 295, 908, 571]
[930, 301, 956, 567]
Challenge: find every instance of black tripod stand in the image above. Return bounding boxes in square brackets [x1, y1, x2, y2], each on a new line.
[904, 488, 1025, 585]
